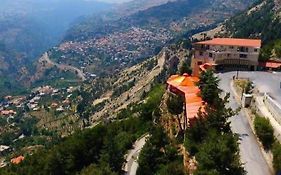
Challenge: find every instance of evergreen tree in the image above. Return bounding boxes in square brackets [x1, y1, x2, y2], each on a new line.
[166, 93, 185, 132]
[179, 62, 192, 75]
[197, 70, 221, 106]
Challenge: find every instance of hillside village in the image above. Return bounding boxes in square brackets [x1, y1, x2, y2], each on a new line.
[2, 0, 281, 174]
[1, 35, 281, 175]
[0, 44, 186, 168]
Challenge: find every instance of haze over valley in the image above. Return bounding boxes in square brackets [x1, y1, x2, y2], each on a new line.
[1, 0, 281, 175]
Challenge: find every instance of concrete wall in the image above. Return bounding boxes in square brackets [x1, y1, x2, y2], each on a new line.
[264, 93, 281, 125]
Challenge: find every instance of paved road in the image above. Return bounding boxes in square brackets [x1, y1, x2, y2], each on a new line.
[218, 71, 272, 175]
[233, 71, 281, 104]
[123, 134, 149, 175]
[41, 52, 86, 81]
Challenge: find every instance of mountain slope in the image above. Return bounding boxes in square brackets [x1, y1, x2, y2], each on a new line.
[225, 0, 281, 61]
[66, 0, 255, 41]
[225, 0, 281, 43]
[42, 0, 255, 86]
[0, 0, 112, 96]
[0, 0, 111, 61]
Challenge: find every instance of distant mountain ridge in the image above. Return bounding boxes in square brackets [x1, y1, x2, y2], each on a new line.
[29, 0, 256, 89]
[65, 0, 256, 42]
[0, 0, 257, 96]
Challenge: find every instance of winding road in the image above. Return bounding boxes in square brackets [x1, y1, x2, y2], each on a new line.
[123, 134, 150, 175]
[41, 53, 86, 81]
[218, 71, 276, 175]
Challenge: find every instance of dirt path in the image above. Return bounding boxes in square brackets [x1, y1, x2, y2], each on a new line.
[41, 53, 86, 81]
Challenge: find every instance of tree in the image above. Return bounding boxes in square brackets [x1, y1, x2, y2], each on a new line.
[179, 62, 192, 75]
[79, 164, 117, 175]
[166, 93, 185, 132]
[195, 131, 244, 175]
[197, 70, 221, 106]
[244, 81, 253, 94]
[137, 127, 169, 175]
[185, 69, 244, 174]
[157, 161, 185, 175]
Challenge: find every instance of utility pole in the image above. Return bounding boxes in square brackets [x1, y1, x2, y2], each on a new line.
[236, 48, 241, 79]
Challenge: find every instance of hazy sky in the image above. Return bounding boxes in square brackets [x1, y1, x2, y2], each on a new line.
[96, 0, 132, 3]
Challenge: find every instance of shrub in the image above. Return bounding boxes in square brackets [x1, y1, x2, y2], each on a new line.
[272, 142, 281, 173]
[254, 115, 274, 149]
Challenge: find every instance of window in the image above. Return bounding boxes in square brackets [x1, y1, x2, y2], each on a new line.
[229, 46, 234, 49]
[209, 53, 213, 58]
[240, 54, 247, 58]
[199, 51, 203, 56]
[254, 48, 258, 52]
[227, 53, 231, 57]
[238, 47, 249, 52]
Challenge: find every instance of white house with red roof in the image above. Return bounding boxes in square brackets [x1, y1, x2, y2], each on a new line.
[191, 38, 262, 76]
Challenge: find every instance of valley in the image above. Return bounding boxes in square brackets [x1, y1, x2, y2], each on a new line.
[2, 0, 281, 174]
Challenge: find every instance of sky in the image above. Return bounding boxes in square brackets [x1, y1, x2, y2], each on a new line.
[95, 0, 132, 3]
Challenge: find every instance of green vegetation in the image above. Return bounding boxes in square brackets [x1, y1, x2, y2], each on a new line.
[0, 84, 165, 175]
[226, 0, 276, 43]
[33, 68, 79, 89]
[197, 70, 221, 105]
[225, 0, 281, 61]
[259, 40, 281, 61]
[185, 70, 244, 174]
[179, 62, 192, 75]
[137, 127, 184, 175]
[254, 115, 274, 149]
[234, 79, 253, 95]
[0, 116, 147, 175]
[167, 93, 184, 133]
[112, 79, 136, 98]
[272, 142, 281, 173]
[244, 81, 254, 94]
[0, 76, 29, 98]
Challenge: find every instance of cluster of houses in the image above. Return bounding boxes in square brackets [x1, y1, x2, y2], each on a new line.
[0, 85, 79, 167]
[0, 85, 77, 118]
[0, 146, 24, 167]
[58, 27, 172, 70]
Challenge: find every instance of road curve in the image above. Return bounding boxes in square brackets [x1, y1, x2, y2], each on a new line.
[41, 52, 86, 81]
[123, 134, 150, 175]
[218, 72, 272, 175]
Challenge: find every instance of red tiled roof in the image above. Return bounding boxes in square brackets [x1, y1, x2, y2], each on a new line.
[259, 61, 281, 68]
[11, 155, 24, 164]
[195, 38, 261, 48]
[199, 63, 216, 72]
[1, 110, 16, 116]
[167, 74, 204, 121]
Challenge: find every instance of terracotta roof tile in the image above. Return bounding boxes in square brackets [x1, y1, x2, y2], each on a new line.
[167, 74, 204, 120]
[195, 38, 261, 48]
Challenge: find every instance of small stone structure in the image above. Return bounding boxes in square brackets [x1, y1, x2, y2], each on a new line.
[242, 93, 253, 108]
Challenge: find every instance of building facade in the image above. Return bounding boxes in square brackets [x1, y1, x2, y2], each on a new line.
[191, 38, 262, 76]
